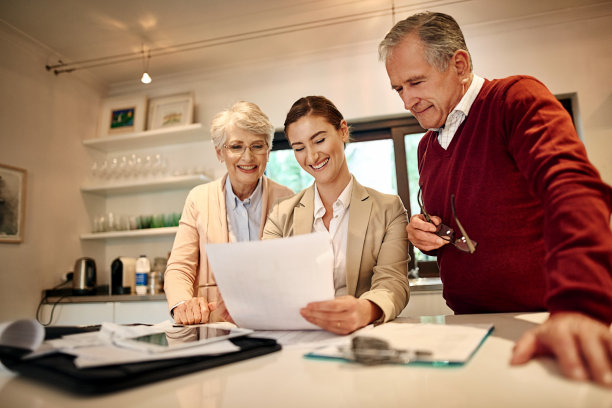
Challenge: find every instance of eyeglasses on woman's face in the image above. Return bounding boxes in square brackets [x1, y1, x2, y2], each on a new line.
[417, 187, 477, 253]
[223, 141, 269, 156]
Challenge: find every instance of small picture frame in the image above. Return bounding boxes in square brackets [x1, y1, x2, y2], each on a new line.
[147, 92, 194, 130]
[98, 95, 147, 138]
[0, 163, 27, 244]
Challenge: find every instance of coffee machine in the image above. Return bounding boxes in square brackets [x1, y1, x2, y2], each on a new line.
[111, 257, 136, 294]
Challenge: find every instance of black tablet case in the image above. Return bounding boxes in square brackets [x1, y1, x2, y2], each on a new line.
[0, 326, 280, 395]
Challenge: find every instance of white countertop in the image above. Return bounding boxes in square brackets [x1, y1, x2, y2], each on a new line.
[1, 312, 610, 408]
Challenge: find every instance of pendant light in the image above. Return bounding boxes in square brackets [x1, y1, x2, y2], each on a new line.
[141, 48, 152, 84]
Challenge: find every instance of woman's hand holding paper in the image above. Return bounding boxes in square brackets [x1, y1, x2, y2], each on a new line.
[300, 295, 382, 335]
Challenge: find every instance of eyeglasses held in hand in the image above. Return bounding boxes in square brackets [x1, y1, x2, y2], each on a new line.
[339, 336, 432, 365]
[223, 142, 269, 156]
[417, 187, 477, 254]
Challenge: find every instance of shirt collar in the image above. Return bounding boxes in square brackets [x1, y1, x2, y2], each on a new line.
[313, 176, 354, 219]
[429, 74, 485, 132]
[225, 176, 263, 210]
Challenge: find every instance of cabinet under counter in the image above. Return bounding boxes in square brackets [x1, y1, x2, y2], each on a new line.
[39, 294, 170, 326]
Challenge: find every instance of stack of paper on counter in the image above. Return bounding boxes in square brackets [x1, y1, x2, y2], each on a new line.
[43, 321, 241, 368]
[307, 322, 494, 365]
[0, 320, 241, 368]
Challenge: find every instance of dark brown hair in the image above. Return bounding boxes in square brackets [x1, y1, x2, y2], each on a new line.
[283, 96, 345, 137]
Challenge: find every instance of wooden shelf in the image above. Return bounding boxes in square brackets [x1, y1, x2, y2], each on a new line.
[81, 174, 210, 196]
[83, 123, 205, 152]
[80, 227, 178, 240]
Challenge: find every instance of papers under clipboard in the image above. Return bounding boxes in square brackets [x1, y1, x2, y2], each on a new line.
[306, 322, 494, 366]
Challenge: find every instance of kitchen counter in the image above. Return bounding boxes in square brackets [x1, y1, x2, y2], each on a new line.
[409, 276, 442, 291]
[42, 293, 167, 304]
[42, 278, 443, 306]
[1, 312, 609, 407]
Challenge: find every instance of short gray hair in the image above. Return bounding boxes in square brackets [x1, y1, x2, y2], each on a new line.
[210, 101, 275, 150]
[378, 11, 473, 72]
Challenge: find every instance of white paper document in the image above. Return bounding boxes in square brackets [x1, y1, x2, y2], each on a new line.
[206, 232, 335, 330]
[307, 322, 494, 365]
[254, 329, 344, 348]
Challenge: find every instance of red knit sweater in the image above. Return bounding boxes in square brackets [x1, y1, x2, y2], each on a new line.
[418, 75, 612, 323]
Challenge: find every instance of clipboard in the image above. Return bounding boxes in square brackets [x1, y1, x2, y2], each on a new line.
[0, 326, 280, 395]
[305, 323, 493, 366]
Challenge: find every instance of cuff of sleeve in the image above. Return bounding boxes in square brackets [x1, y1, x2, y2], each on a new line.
[170, 300, 186, 320]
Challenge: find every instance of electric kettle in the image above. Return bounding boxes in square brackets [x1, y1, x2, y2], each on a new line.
[72, 257, 97, 295]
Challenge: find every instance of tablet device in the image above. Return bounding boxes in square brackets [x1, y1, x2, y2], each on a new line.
[114, 324, 253, 353]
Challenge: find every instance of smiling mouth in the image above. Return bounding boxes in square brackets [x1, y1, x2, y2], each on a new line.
[411, 105, 431, 115]
[238, 164, 257, 172]
[310, 158, 329, 170]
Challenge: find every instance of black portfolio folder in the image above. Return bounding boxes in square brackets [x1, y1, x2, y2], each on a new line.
[0, 327, 280, 395]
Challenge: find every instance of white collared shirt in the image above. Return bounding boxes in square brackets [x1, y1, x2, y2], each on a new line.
[312, 176, 353, 296]
[430, 74, 485, 149]
[225, 177, 263, 242]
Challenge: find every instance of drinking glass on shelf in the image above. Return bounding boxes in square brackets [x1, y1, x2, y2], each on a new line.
[96, 159, 109, 179]
[92, 214, 106, 232]
[152, 214, 165, 228]
[129, 215, 139, 230]
[108, 157, 120, 179]
[152, 153, 167, 176]
[117, 155, 128, 178]
[118, 215, 130, 231]
[105, 212, 116, 231]
[163, 213, 173, 227]
[91, 161, 100, 178]
[133, 155, 144, 177]
[142, 154, 153, 177]
[139, 215, 153, 229]
[126, 154, 138, 178]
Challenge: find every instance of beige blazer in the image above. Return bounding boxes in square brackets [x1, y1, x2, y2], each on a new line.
[262, 179, 410, 322]
[164, 175, 294, 320]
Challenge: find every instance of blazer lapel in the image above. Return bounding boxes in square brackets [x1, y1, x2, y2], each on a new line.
[293, 185, 315, 236]
[258, 177, 270, 237]
[346, 181, 371, 296]
[209, 174, 229, 243]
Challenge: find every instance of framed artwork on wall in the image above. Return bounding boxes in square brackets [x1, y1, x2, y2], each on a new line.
[0, 163, 27, 244]
[147, 93, 194, 130]
[98, 95, 147, 138]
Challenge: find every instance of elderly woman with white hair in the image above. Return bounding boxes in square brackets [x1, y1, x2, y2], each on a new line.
[164, 101, 293, 325]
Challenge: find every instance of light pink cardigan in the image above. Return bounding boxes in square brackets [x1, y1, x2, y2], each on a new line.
[163, 175, 293, 321]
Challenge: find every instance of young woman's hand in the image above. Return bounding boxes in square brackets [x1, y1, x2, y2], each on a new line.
[300, 295, 382, 335]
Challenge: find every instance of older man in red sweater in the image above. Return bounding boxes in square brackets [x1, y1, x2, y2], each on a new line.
[380, 12, 612, 387]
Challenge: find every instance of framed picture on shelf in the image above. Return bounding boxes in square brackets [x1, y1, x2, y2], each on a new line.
[147, 92, 194, 130]
[98, 95, 147, 138]
[0, 163, 27, 244]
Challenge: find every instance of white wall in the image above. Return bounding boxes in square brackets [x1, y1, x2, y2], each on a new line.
[0, 3, 610, 321]
[0, 22, 105, 321]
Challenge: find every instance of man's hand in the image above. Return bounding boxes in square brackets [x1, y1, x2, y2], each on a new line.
[172, 297, 217, 325]
[300, 296, 382, 335]
[511, 312, 612, 387]
[407, 214, 448, 251]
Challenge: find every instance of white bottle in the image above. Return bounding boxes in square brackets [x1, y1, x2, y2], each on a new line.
[135, 255, 150, 295]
